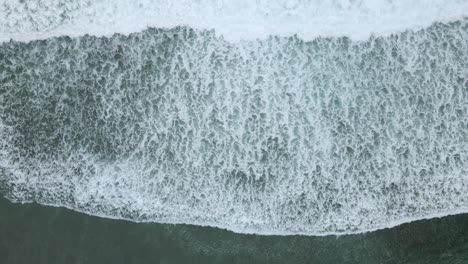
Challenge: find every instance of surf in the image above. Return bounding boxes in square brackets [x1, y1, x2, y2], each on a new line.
[1, 0, 468, 43]
[1, 16, 468, 235]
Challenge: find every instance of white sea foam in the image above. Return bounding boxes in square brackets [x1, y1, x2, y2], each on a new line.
[1, 18, 468, 235]
[1, 0, 468, 43]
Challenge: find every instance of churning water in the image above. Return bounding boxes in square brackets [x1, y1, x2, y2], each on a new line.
[1, 0, 468, 236]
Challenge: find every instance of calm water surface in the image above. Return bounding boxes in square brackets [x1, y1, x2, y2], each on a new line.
[1, 197, 468, 263]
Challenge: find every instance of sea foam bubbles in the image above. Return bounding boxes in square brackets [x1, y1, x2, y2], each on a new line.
[1, 18, 468, 235]
[1, 0, 468, 42]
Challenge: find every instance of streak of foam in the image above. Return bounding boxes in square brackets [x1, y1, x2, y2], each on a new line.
[1, 0, 468, 42]
[1, 18, 468, 236]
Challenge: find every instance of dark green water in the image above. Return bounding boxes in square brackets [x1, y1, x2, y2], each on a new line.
[1, 196, 468, 263]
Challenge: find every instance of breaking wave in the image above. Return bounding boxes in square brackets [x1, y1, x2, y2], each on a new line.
[1, 0, 468, 42]
[1, 2, 468, 236]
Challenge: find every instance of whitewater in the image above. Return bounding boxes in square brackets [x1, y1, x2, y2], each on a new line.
[1, 0, 468, 236]
[1, 0, 468, 42]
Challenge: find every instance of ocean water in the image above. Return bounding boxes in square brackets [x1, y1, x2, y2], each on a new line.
[1, 197, 468, 264]
[2, 0, 468, 42]
[1, 0, 468, 262]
